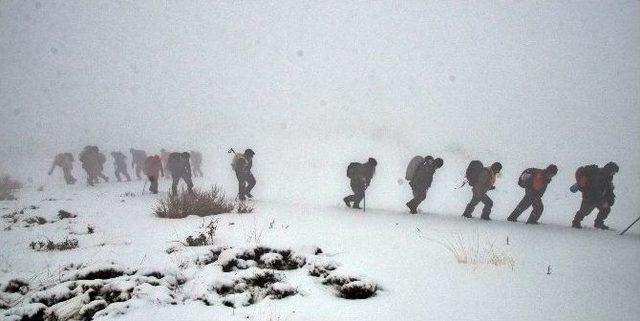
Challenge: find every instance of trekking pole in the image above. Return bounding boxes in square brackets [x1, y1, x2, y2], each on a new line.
[227, 148, 236, 155]
[619, 215, 640, 235]
[363, 192, 366, 212]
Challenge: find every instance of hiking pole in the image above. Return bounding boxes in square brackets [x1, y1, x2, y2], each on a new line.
[619, 215, 640, 235]
[227, 148, 236, 155]
[363, 192, 366, 212]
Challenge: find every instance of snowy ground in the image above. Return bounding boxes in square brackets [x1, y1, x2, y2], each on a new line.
[1, 176, 639, 321]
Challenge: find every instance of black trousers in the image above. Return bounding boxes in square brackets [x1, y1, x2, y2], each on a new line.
[236, 171, 256, 199]
[463, 188, 493, 218]
[407, 183, 427, 210]
[509, 189, 544, 223]
[148, 175, 159, 194]
[345, 179, 367, 207]
[573, 199, 611, 224]
[171, 173, 194, 195]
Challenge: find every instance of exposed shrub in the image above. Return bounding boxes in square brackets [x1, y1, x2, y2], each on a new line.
[23, 216, 47, 225]
[58, 210, 77, 219]
[339, 280, 377, 299]
[184, 219, 218, 246]
[154, 186, 234, 219]
[3, 278, 29, 294]
[0, 175, 22, 200]
[30, 238, 79, 252]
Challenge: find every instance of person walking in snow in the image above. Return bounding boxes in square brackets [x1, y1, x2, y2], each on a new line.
[343, 157, 377, 210]
[111, 151, 131, 182]
[507, 164, 558, 224]
[130, 148, 147, 180]
[143, 155, 164, 194]
[462, 161, 502, 220]
[406, 156, 444, 214]
[571, 162, 619, 230]
[168, 152, 194, 195]
[48, 153, 76, 185]
[79, 146, 108, 186]
[231, 149, 256, 201]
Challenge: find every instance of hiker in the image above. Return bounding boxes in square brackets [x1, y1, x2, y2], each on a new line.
[48, 153, 76, 185]
[462, 161, 502, 220]
[343, 157, 377, 210]
[160, 149, 170, 178]
[507, 164, 558, 224]
[79, 146, 108, 186]
[571, 162, 619, 230]
[111, 151, 131, 182]
[231, 149, 255, 201]
[167, 152, 194, 195]
[190, 150, 204, 177]
[130, 148, 147, 180]
[405, 156, 444, 214]
[143, 155, 164, 194]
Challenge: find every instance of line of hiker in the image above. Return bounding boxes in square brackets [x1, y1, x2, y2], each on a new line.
[344, 156, 619, 230]
[49, 147, 207, 195]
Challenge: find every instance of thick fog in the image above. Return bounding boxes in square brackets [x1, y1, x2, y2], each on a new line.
[1, 1, 638, 222]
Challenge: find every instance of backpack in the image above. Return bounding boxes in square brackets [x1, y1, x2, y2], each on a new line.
[231, 154, 247, 172]
[518, 168, 536, 188]
[405, 156, 425, 181]
[346, 162, 360, 179]
[465, 160, 484, 187]
[575, 164, 598, 192]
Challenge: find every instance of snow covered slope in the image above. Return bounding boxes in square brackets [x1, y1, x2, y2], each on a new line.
[1, 176, 638, 321]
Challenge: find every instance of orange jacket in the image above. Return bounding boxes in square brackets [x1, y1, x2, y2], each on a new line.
[144, 155, 164, 177]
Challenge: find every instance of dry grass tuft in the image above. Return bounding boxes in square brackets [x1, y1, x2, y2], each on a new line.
[154, 186, 234, 219]
[436, 232, 515, 269]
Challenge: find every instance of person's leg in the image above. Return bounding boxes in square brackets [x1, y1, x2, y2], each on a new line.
[480, 194, 493, 220]
[236, 172, 246, 200]
[572, 199, 595, 228]
[115, 168, 122, 182]
[527, 195, 544, 224]
[407, 187, 426, 214]
[171, 175, 180, 195]
[149, 175, 158, 194]
[594, 204, 611, 229]
[184, 175, 194, 194]
[462, 190, 481, 218]
[245, 173, 256, 197]
[508, 192, 532, 222]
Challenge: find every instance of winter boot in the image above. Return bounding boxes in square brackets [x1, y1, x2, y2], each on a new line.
[594, 221, 610, 230]
[343, 197, 351, 208]
[571, 220, 582, 229]
[406, 201, 417, 214]
[507, 215, 518, 222]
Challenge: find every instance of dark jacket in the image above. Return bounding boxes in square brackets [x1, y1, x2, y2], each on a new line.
[350, 162, 376, 186]
[410, 162, 436, 190]
[529, 169, 552, 196]
[168, 152, 192, 177]
[111, 152, 127, 167]
[585, 169, 615, 205]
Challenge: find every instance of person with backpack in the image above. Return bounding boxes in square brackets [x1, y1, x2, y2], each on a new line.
[231, 149, 255, 201]
[343, 158, 377, 210]
[79, 146, 107, 186]
[571, 162, 619, 230]
[462, 161, 502, 220]
[111, 151, 131, 182]
[405, 156, 444, 214]
[168, 152, 194, 195]
[130, 148, 148, 180]
[48, 153, 76, 185]
[143, 155, 164, 194]
[507, 164, 558, 224]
